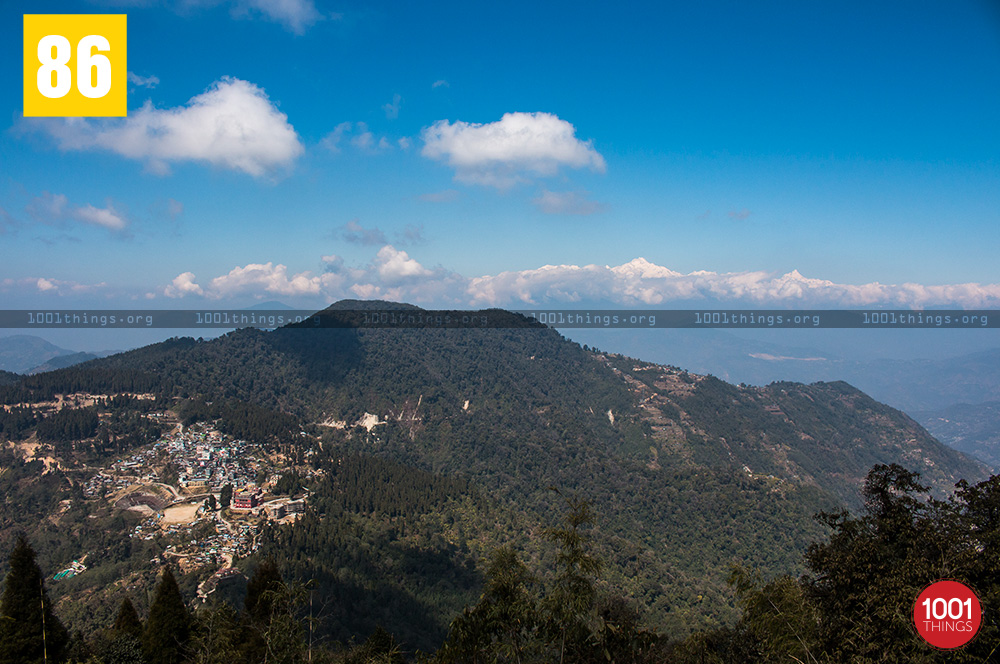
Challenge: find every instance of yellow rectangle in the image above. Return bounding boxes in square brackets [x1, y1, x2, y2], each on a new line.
[23, 14, 127, 117]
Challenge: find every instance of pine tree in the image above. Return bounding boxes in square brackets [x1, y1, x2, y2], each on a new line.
[142, 566, 191, 664]
[243, 558, 302, 662]
[113, 597, 143, 640]
[0, 533, 69, 664]
[244, 558, 285, 625]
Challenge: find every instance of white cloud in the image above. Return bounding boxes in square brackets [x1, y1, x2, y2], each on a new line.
[0, 276, 106, 296]
[162, 247, 446, 302]
[128, 72, 160, 88]
[321, 254, 344, 269]
[322, 122, 394, 154]
[382, 93, 402, 119]
[25, 191, 129, 233]
[464, 258, 1000, 308]
[34, 77, 303, 177]
[728, 208, 752, 220]
[164, 272, 204, 297]
[320, 122, 352, 153]
[104, 0, 324, 34]
[532, 190, 606, 215]
[374, 245, 432, 283]
[397, 137, 411, 150]
[432, 79, 449, 89]
[209, 262, 323, 296]
[73, 203, 128, 230]
[351, 124, 375, 150]
[156, 254, 1000, 310]
[421, 112, 606, 188]
[340, 220, 387, 246]
[235, 0, 323, 34]
[26, 192, 69, 222]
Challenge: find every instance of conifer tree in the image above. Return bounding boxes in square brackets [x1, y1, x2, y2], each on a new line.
[244, 558, 285, 626]
[242, 558, 304, 664]
[113, 597, 143, 640]
[0, 533, 69, 664]
[142, 566, 191, 664]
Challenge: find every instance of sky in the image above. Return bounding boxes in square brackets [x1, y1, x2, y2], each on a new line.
[3, 0, 1000, 338]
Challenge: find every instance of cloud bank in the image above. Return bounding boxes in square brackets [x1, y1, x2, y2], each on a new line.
[159, 253, 1000, 309]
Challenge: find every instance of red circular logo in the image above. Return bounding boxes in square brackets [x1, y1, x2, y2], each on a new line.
[913, 580, 982, 649]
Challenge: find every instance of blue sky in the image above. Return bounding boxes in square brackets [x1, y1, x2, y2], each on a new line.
[3, 0, 1000, 319]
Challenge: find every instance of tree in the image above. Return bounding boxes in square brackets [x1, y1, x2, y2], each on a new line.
[244, 559, 285, 627]
[542, 494, 602, 662]
[190, 602, 241, 664]
[99, 635, 146, 664]
[344, 626, 404, 664]
[113, 597, 143, 640]
[142, 566, 191, 664]
[803, 464, 941, 662]
[801, 464, 1000, 663]
[436, 545, 540, 663]
[727, 565, 820, 664]
[592, 595, 665, 664]
[0, 533, 69, 664]
[205, 495, 217, 512]
[242, 559, 305, 664]
[219, 485, 233, 511]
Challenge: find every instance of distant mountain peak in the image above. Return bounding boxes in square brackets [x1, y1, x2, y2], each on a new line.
[611, 257, 682, 279]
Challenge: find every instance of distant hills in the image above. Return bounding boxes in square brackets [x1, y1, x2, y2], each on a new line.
[916, 400, 1000, 467]
[0, 335, 113, 374]
[9, 310, 1000, 468]
[0, 334, 79, 373]
[568, 328, 1000, 468]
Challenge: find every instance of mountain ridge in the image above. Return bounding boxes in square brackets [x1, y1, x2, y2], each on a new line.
[0, 301, 990, 643]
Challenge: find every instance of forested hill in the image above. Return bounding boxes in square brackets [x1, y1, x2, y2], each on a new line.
[0, 301, 989, 639]
[32, 300, 985, 492]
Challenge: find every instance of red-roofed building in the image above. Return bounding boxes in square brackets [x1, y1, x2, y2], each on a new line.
[232, 492, 259, 510]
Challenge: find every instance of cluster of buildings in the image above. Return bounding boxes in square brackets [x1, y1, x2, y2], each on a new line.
[82, 446, 158, 498]
[163, 424, 259, 492]
[75, 421, 317, 582]
[160, 521, 258, 573]
[82, 422, 259, 498]
[53, 558, 87, 581]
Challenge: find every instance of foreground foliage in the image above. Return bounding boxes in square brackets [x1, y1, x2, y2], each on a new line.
[672, 464, 1000, 663]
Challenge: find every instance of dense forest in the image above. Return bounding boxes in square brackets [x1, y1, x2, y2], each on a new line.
[2, 465, 997, 662]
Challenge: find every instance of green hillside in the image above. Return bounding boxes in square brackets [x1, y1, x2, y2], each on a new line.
[0, 302, 990, 654]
